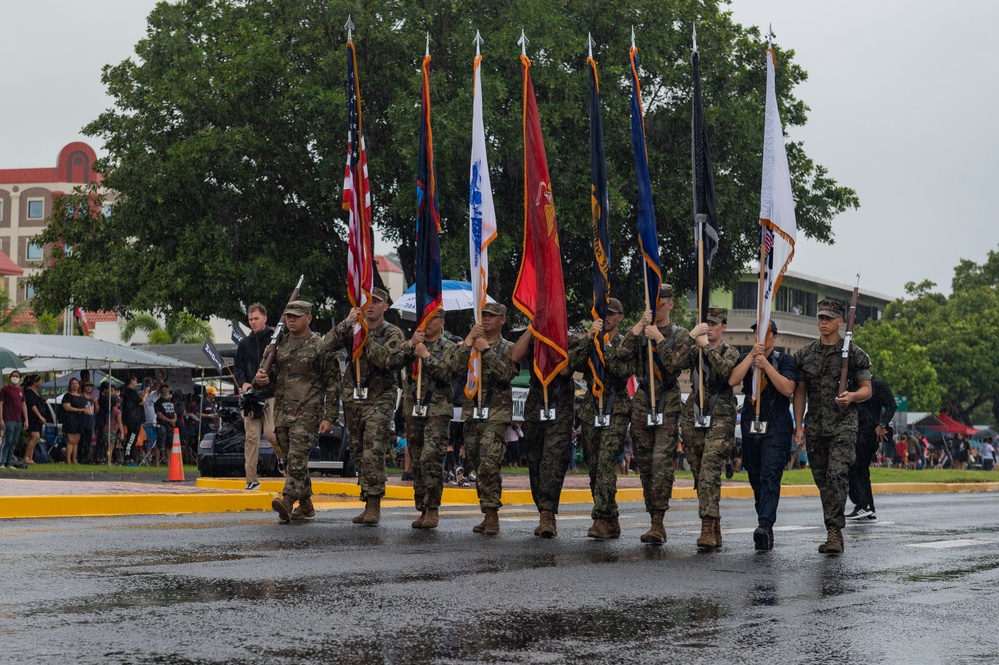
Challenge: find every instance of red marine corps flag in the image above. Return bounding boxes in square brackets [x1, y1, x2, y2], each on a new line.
[342, 17, 373, 372]
[512, 32, 569, 399]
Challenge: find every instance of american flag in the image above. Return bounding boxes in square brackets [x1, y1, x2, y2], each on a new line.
[343, 40, 372, 360]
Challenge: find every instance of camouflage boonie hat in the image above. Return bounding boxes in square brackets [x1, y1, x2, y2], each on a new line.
[284, 300, 312, 317]
[659, 283, 674, 300]
[705, 307, 727, 324]
[607, 298, 624, 314]
[371, 287, 390, 302]
[817, 298, 845, 319]
[481, 302, 507, 317]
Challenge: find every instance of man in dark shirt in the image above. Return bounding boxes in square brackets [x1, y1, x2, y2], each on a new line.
[729, 320, 798, 550]
[233, 302, 276, 490]
[847, 375, 896, 522]
[153, 384, 177, 467]
[121, 376, 148, 465]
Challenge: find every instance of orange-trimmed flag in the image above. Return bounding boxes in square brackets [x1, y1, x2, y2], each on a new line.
[512, 53, 568, 387]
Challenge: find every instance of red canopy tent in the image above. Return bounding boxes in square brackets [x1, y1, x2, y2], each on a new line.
[929, 413, 977, 436]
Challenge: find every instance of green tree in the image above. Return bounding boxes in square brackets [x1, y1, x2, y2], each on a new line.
[120, 312, 214, 345]
[853, 321, 943, 413]
[31, 0, 856, 325]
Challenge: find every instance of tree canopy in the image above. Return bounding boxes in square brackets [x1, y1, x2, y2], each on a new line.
[31, 0, 857, 326]
[855, 249, 999, 425]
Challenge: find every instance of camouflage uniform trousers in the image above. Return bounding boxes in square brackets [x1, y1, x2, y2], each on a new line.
[405, 414, 450, 511]
[345, 397, 395, 501]
[808, 431, 856, 529]
[682, 420, 735, 519]
[523, 414, 573, 514]
[463, 418, 505, 511]
[276, 421, 314, 501]
[579, 402, 629, 520]
[631, 390, 680, 513]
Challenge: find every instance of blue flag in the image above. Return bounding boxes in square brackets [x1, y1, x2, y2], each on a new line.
[630, 46, 662, 315]
[415, 53, 443, 331]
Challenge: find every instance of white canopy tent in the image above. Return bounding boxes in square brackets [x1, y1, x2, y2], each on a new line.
[0, 333, 196, 372]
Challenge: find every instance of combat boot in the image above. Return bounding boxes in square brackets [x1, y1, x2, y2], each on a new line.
[714, 516, 723, 547]
[362, 497, 381, 525]
[421, 507, 440, 529]
[290, 497, 316, 520]
[818, 526, 844, 554]
[607, 516, 621, 539]
[482, 509, 500, 535]
[352, 500, 370, 524]
[271, 494, 294, 524]
[587, 518, 611, 540]
[411, 509, 427, 529]
[538, 510, 557, 539]
[640, 511, 666, 544]
[696, 517, 718, 549]
[473, 513, 488, 533]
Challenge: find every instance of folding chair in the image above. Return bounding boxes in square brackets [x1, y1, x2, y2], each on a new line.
[138, 425, 159, 467]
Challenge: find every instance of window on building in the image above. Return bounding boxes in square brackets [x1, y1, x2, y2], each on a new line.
[27, 199, 44, 220]
[0, 200, 4, 221]
[733, 282, 757, 310]
[24, 282, 35, 300]
[26, 243, 43, 261]
[102, 203, 113, 218]
[775, 287, 816, 316]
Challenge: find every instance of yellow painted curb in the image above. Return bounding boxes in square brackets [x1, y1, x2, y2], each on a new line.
[0, 492, 273, 520]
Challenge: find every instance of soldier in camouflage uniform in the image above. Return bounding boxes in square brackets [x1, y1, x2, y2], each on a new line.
[568, 297, 632, 540]
[676, 307, 740, 549]
[254, 300, 355, 523]
[617, 284, 692, 544]
[793, 298, 872, 554]
[341, 287, 414, 526]
[512, 325, 574, 539]
[455, 302, 518, 535]
[404, 309, 462, 530]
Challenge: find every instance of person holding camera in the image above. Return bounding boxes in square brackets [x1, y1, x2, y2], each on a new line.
[234, 303, 276, 491]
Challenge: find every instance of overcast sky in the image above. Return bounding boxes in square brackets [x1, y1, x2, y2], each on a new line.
[3, 0, 996, 300]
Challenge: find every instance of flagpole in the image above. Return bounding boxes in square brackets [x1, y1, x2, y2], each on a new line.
[754, 241, 766, 420]
[697, 229, 705, 414]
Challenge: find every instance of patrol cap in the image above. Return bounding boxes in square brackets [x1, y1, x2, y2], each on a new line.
[371, 287, 390, 302]
[705, 307, 728, 324]
[751, 320, 779, 334]
[659, 283, 674, 300]
[817, 298, 845, 319]
[284, 300, 312, 317]
[481, 302, 507, 317]
[607, 298, 624, 314]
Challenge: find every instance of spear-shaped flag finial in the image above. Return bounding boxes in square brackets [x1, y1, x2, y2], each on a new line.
[344, 14, 354, 42]
[692, 23, 698, 53]
[631, 25, 636, 49]
[518, 29, 529, 56]
[474, 29, 483, 56]
[587, 32, 595, 59]
[768, 23, 775, 48]
[426, 31, 430, 58]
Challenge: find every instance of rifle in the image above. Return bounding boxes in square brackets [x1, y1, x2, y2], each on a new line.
[259, 274, 305, 377]
[837, 274, 861, 395]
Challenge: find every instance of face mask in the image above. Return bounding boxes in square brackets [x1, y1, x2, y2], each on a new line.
[10, 377, 20, 386]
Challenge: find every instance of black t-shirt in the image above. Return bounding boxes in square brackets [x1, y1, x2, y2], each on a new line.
[122, 387, 144, 425]
[154, 397, 176, 427]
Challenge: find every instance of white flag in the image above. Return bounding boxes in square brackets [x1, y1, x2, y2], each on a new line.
[465, 53, 497, 399]
[754, 49, 797, 398]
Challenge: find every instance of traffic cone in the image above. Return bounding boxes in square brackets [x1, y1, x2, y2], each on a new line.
[164, 427, 185, 482]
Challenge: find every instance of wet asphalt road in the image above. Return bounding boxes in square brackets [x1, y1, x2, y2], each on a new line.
[3, 492, 998, 665]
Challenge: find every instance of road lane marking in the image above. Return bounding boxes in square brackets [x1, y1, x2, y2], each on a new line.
[909, 538, 999, 549]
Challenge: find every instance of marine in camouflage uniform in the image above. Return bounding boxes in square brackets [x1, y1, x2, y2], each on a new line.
[676, 307, 740, 549]
[403, 310, 462, 529]
[617, 283, 691, 544]
[456, 302, 518, 535]
[254, 300, 352, 523]
[793, 298, 873, 554]
[513, 331, 574, 539]
[567, 297, 632, 539]
[341, 288, 412, 526]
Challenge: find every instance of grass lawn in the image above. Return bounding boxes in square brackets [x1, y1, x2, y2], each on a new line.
[9, 463, 199, 474]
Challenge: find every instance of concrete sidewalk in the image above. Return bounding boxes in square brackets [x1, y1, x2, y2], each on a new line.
[2, 473, 997, 520]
